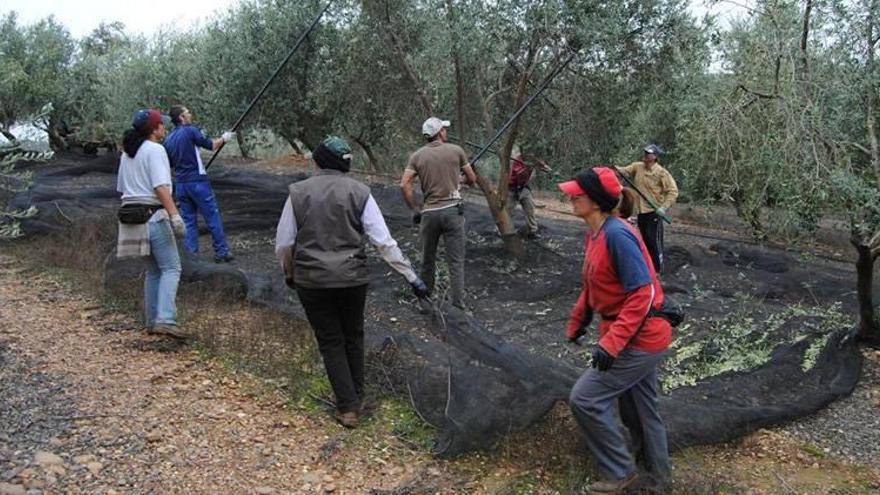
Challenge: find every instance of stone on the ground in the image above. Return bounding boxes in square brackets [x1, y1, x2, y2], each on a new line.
[32, 452, 63, 467]
[85, 462, 103, 475]
[0, 482, 26, 495]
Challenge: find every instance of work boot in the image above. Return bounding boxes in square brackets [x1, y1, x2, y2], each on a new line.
[147, 324, 192, 340]
[214, 253, 235, 263]
[586, 472, 638, 494]
[359, 396, 379, 415]
[334, 410, 359, 429]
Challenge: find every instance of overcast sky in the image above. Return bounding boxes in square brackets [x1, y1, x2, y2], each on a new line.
[1, 0, 239, 37]
[2, 0, 752, 39]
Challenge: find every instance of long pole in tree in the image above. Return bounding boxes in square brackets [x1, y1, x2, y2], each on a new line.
[205, 0, 334, 169]
[466, 48, 578, 167]
[613, 170, 672, 224]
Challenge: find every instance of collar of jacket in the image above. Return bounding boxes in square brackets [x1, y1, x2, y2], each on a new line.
[315, 168, 346, 177]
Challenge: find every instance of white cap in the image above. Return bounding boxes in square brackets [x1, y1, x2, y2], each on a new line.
[422, 117, 451, 137]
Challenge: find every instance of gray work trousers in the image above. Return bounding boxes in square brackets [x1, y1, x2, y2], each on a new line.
[569, 349, 670, 482]
[419, 205, 466, 307]
[507, 187, 538, 234]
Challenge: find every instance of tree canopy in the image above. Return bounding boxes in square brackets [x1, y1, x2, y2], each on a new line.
[1, 0, 879, 340]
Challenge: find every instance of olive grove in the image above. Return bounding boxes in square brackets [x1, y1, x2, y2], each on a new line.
[0, 0, 878, 342]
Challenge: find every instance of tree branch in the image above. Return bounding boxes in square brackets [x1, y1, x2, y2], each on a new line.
[737, 84, 777, 100]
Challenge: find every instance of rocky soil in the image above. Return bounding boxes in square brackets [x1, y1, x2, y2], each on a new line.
[0, 253, 445, 495]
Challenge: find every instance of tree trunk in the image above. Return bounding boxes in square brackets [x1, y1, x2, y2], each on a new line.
[799, 0, 812, 83]
[468, 41, 538, 257]
[46, 114, 67, 152]
[353, 135, 378, 172]
[473, 171, 523, 257]
[235, 131, 251, 158]
[852, 238, 880, 344]
[866, 0, 880, 190]
[380, 0, 433, 115]
[445, 0, 466, 138]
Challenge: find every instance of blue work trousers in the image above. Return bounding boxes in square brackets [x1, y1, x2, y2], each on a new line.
[175, 181, 229, 257]
[569, 349, 670, 483]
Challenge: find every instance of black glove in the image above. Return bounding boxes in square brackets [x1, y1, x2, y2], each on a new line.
[412, 212, 422, 225]
[591, 345, 615, 371]
[567, 324, 588, 344]
[285, 276, 295, 289]
[410, 278, 430, 299]
[566, 309, 593, 344]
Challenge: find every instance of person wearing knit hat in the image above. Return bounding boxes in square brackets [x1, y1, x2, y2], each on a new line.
[275, 135, 429, 429]
[116, 109, 189, 339]
[558, 167, 673, 492]
[164, 105, 236, 263]
[400, 117, 477, 311]
[616, 144, 678, 273]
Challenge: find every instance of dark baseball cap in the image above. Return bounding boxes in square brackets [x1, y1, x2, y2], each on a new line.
[131, 109, 171, 132]
[643, 144, 663, 156]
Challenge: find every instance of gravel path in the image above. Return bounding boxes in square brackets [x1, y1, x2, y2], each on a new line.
[0, 254, 439, 495]
[780, 347, 880, 465]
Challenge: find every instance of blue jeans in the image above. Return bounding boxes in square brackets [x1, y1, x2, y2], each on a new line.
[144, 219, 181, 327]
[176, 180, 230, 257]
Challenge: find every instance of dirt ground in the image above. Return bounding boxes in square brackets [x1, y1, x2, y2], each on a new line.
[1, 245, 879, 495]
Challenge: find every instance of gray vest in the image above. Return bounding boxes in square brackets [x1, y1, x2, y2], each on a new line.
[288, 169, 372, 288]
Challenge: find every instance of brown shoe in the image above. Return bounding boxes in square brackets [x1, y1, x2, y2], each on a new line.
[148, 324, 191, 340]
[334, 411, 359, 429]
[587, 472, 638, 493]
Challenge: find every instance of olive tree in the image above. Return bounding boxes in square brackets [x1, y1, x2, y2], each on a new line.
[0, 13, 74, 149]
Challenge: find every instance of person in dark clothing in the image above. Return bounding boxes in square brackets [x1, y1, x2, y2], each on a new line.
[164, 105, 235, 263]
[275, 136, 429, 428]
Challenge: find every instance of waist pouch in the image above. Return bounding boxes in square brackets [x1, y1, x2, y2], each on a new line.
[600, 297, 685, 328]
[647, 298, 685, 327]
[118, 204, 163, 224]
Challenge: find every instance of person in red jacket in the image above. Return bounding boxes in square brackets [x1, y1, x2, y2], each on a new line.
[507, 147, 551, 238]
[558, 167, 672, 493]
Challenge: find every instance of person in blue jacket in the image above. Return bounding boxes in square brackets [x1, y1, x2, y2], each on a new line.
[164, 105, 235, 262]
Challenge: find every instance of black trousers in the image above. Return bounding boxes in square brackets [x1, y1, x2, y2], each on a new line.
[637, 212, 664, 274]
[295, 284, 368, 413]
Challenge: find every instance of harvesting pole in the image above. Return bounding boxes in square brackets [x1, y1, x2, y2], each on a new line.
[613, 169, 672, 224]
[206, 0, 334, 169]
[466, 47, 579, 168]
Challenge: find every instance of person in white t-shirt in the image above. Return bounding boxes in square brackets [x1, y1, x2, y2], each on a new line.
[117, 109, 189, 339]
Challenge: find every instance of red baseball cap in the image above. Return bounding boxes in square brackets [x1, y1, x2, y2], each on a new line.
[557, 167, 622, 211]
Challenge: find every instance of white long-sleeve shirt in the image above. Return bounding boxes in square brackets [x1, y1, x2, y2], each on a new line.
[275, 194, 418, 285]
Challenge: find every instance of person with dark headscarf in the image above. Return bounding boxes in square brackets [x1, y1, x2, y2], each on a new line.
[275, 136, 429, 428]
[116, 109, 189, 339]
[558, 167, 672, 493]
